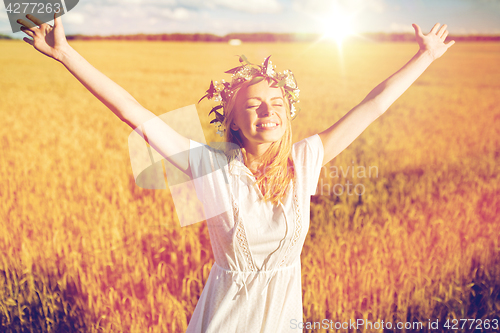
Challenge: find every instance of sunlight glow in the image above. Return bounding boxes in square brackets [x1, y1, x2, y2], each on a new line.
[321, 7, 356, 46]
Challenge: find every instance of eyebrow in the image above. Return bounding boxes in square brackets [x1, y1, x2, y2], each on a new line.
[246, 97, 284, 102]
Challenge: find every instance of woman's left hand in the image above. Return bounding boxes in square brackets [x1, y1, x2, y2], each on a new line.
[412, 23, 455, 60]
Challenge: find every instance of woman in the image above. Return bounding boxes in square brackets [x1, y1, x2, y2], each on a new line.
[18, 11, 454, 332]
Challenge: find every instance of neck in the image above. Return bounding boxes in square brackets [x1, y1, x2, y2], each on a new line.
[242, 141, 272, 173]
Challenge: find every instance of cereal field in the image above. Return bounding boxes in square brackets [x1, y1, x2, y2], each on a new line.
[0, 40, 499, 332]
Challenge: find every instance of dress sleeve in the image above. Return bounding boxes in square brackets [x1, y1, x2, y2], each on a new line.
[189, 139, 225, 203]
[187, 140, 232, 222]
[292, 134, 325, 196]
[188, 139, 206, 203]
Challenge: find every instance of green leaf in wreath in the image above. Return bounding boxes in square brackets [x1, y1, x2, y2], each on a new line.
[248, 76, 265, 87]
[276, 79, 286, 88]
[239, 55, 252, 65]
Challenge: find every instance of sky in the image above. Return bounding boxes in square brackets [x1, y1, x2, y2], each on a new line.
[1, 0, 500, 39]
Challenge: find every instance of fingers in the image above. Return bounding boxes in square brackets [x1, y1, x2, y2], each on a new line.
[18, 13, 56, 41]
[20, 26, 34, 37]
[437, 24, 447, 37]
[26, 14, 45, 27]
[17, 18, 37, 29]
[23, 37, 34, 46]
[441, 30, 449, 41]
[54, 8, 62, 27]
[425, 23, 453, 42]
[414, 22, 456, 51]
[429, 23, 440, 34]
[445, 40, 456, 48]
[412, 23, 423, 37]
[17, 14, 54, 31]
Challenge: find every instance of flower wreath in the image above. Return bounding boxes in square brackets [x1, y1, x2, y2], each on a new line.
[198, 55, 300, 136]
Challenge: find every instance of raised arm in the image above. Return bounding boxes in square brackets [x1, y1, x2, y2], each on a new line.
[18, 12, 190, 173]
[318, 23, 455, 166]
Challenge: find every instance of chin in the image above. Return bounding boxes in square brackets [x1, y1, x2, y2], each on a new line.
[257, 132, 285, 143]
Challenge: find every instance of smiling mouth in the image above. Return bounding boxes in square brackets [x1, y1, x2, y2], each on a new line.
[257, 123, 279, 128]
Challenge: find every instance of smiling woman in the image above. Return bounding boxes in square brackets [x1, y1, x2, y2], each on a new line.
[186, 57, 323, 332]
[196, 56, 300, 206]
[231, 80, 289, 166]
[17, 8, 456, 333]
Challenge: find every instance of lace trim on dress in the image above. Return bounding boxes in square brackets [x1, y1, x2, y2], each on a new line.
[231, 177, 302, 273]
[278, 179, 302, 267]
[232, 197, 257, 271]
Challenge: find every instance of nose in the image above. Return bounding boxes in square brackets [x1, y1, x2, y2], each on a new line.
[258, 102, 272, 117]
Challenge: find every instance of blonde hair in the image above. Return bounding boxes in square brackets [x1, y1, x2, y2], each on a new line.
[222, 79, 295, 205]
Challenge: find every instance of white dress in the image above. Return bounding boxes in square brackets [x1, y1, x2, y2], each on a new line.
[186, 134, 324, 333]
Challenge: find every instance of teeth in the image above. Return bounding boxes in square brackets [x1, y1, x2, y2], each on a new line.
[259, 123, 278, 128]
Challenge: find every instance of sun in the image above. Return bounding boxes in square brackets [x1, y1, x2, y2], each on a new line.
[321, 7, 356, 46]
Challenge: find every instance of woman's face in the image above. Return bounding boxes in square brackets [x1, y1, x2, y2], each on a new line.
[231, 78, 288, 150]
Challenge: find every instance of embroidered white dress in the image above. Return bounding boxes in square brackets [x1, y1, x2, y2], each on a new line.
[185, 134, 324, 333]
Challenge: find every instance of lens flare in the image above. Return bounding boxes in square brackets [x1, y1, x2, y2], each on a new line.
[321, 8, 356, 46]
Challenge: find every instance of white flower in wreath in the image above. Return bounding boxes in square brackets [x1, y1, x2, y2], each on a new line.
[290, 104, 297, 118]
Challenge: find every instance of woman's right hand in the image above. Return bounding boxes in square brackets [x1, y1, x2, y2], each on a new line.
[17, 10, 69, 62]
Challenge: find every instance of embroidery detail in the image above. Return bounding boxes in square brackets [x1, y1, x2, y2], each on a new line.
[279, 179, 302, 267]
[230, 172, 301, 272]
[232, 197, 257, 271]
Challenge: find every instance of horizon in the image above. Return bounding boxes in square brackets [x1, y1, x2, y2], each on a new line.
[3, 31, 500, 42]
[1, 0, 500, 41]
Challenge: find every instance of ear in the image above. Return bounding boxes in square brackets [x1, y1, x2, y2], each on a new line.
[230, 122, 239, 131]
